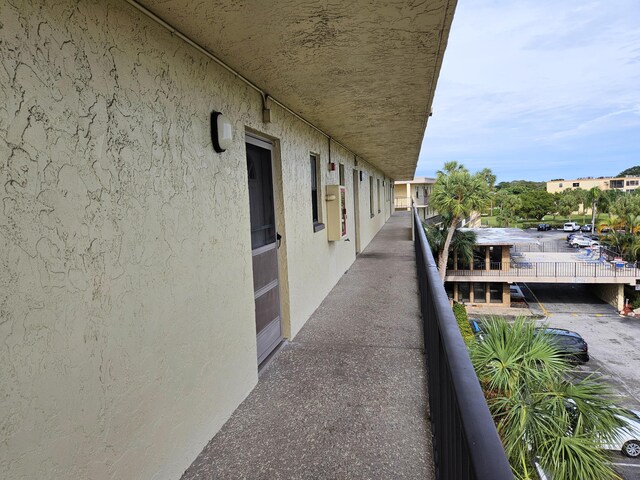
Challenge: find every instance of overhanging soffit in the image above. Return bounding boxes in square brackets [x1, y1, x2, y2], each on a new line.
[135, 0, 457, 180]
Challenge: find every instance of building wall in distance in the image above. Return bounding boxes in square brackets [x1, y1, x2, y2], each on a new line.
[547, 176, 640, 194]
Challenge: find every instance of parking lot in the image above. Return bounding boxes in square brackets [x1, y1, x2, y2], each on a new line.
[522, 282, 640, 478]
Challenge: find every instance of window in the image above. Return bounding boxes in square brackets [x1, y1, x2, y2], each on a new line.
[473, 247, 486, 270]
[572, 182, 580, 187]
[369, 176, 374, 217]
[339, 163, 345, 186]
[489, 246, 502, 270]
[310, 154, 323, 230]
[473, 283, 487, 303]
[489, 283, 503, 303]
[626, 180, 638, 186]
[458, 283, 470, 303]
[558, 183, 563, 187]
[377, 179, 381, 213]
[610, 179, 624, 189]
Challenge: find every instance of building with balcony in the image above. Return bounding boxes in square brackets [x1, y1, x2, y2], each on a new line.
[547, 176, 640, 194]
[445, 229, 640, 311]
[0, 1, 499, 479]
[394, 177, 437, 220]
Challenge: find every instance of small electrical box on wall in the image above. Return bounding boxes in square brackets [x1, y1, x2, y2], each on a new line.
[325, 185, 347, 241]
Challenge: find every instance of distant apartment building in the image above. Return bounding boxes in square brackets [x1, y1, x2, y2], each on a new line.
[394, 177, 437, 220]
[547, 176, 640, 194]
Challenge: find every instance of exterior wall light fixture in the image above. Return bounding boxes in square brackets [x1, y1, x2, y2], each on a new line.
[211, 111, 233, 152]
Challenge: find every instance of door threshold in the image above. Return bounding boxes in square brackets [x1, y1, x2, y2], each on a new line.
[258, 339, 288, 376]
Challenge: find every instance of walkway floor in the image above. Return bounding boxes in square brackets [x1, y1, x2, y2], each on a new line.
[181, 213, 434, 479]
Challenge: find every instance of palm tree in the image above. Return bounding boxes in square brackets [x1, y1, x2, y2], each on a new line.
[470, 317, 627, 480]
[587, 186, 602, 230]
[424, 219, 476, 269]
[430, 162, 490, 280]
[624, 213, 640, 234]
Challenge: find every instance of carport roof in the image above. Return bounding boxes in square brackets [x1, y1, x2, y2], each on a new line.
[128, 0, 457, 180]
[459, 228, 541, 247]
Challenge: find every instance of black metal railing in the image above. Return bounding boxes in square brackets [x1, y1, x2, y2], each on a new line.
[413, 208, 513, 480]
[512, 243, 574, 253]
[447, 261, 640, 278]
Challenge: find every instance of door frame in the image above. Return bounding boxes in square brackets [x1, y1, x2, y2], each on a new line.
[245, 131, 289, 364]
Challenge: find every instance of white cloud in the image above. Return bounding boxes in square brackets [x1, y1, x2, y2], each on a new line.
[417, 0, 640, 181]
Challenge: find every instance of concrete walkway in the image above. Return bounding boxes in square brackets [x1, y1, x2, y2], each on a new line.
[181, 213, 434, 479]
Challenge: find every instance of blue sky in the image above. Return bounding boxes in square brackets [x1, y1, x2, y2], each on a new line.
[416, 0, 640, 182]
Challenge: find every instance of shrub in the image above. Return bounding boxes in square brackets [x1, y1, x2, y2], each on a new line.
[452, 302, 475, 345]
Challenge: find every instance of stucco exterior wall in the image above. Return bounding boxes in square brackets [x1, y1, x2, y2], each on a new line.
[0, 1, 391, 478]
[592, 284, 624, 311]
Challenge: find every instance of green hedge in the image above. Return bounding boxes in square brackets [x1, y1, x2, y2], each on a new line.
[521, 221, 565, 229]
[453, 302, 475, 346]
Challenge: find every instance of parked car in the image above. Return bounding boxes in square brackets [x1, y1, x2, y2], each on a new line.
[536, 328, 589, 363]
[571, 237, 599, 248]
[510, 284, 525, 300]
[601, 409, 640, 458]
[566, 233, 577, 242]
[580, 224, 593, 232]
[563, 222, 581, 232]
[537, 223, 552, 231]
[599, 225, 611, 233]
[468, 322, 589, 363]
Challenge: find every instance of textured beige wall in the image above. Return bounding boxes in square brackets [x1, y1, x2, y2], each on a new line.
[0, 0, 391, 478]
[592, 284, 624, 311]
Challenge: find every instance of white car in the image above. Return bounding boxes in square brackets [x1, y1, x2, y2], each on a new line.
[569, 236, 599, 248]
[564, 222, 580, 232]
[602, 409, 640, 458]
[574, 239, 599, 248]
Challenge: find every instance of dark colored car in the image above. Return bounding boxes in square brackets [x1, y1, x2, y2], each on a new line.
[538, 223, 551, 231]
[535, 327, 589, 363]
[566, 233, 577, 242]
[581, 224, 593, 232]
[468, 321, 589, 363]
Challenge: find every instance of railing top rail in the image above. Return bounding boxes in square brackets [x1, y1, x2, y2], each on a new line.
[414, 209, 513, 479]
[446, 260, 640, 277]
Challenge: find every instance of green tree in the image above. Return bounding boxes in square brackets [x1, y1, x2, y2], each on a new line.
[479, 168, 497, 215]
[479, 168, 497, 191]
[600, 189, 624, 213]
[572, 187, 588, 216]
[496, 180, 546, 194]
[557, 189, 582, 220]
[424, 221, 476, 270]
[517, 190, 555, 220]
[494, 191, 522, 226]
[470, 317, 627, 480]
[430, 162, 490, 280]
[611, 194, 640, 218]
[586, 187, 602, 229]
[617, 166, 640, 177]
